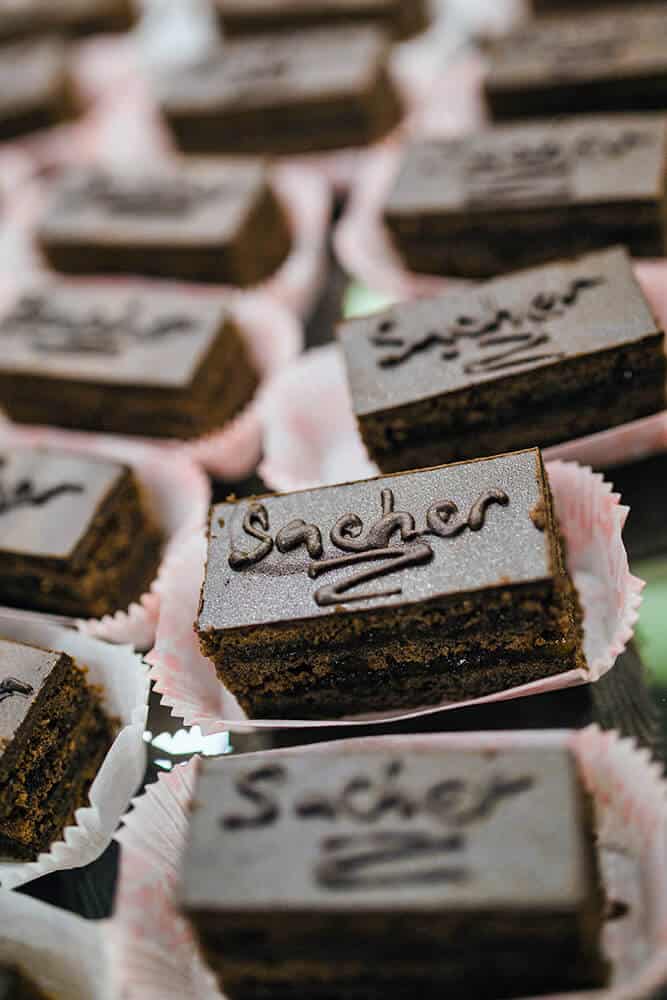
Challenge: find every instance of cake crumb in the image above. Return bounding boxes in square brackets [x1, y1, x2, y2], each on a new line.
[530, 500, 547, 531]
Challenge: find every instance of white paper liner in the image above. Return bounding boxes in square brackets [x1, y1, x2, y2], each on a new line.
[0, 892, 111, 1000]
[148, 410, 642, 731]
[0, 616, 148, 890]
[112, 726, 667, 1000]
[0, 422, 210, 649]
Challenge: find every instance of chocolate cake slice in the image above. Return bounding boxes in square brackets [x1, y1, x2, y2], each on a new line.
[0, 0, 135, 41]
[0, 448, 162, 619]
[383, 115, 667, 279]
[0, 280, 259, 438]
[180, 745, 608, 999]
[339, 247, 666, 471]
[0, 38, 70, 142]
[216, 0, 429, 40]
[0, 638, 114, 860]
[156, 25, 403, 156]
[37, 162, 291, 287]
[484, 6, 667, 120]
[196, 448, 585, 719]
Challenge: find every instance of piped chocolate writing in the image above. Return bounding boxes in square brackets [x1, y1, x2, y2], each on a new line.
[0, 294, 197, 356]
[61, 172, 232, 217]
[370, 276, 602, 371]
[227, 486, 509, 606]
[0, 677, 34, 704]
[220, 759, 534, 890]
[0, 464, 84, 516]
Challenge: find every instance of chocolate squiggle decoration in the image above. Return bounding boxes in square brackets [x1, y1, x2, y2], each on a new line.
[315, 831, 468, 890]
[0, 677, 33, 704]
[227, 487, 511, 606]
[228, 503, 273, 569]
[0, 478, 84, 515]
[276, 519, 323, 559]
[372, 276, 602, 371]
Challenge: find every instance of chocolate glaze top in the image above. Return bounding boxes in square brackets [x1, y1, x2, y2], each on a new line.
[0, 638, 62, 751]
[198, 449, 552, 633]
[0, 280, 229, 388]
[157, 24, 389, 112]
[38, 161, 269, 246]
[0, 447, 125, 561]
[487, 5, 667, 87]
[339, 247, 661, 415]
[385, 117, 667, 219]
[180, 746, 589, 912]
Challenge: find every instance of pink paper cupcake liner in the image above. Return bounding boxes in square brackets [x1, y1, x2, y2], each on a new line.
[0, 422, 210, 649]
[148, 439, 641, 731]
[0, 616, 148, 890]
[112, 726, 667, 1000]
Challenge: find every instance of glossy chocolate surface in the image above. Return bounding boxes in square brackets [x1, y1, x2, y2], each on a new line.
[0, 281, 228, 388]
[181, 746, 589, 911]
[339, 248, 660, 415]
[385, 116, 667, 220]
[198, 449, 552, 631]
[0, 447, 124, 560]
[0, 639, 62, 751]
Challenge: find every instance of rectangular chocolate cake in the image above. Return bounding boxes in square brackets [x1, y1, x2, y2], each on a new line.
[339, 247, 666, 471]
[37, 162, 291, 286]
[197, 448, 585, 718]
[0, 447, 162, 619]
[180, 745, 608, 999]
[0, 39, 69, 141]
[0, 638, 114, 860]
[0, 280, 259, 438]
[216, 0, 429, 40]
[485, 6, 667, 120]
[156, 25, 403, 156]
[0, 0, 134, 41]
[383, 116, 667, 279]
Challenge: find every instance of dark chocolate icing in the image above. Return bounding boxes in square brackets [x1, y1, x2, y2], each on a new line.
[0, 293, 197, 357]
[339, 248, 659, 417]
[200, 450, 552, 630]
[227, 486, 509, 607]
[0, 677, 33, 704]
[369, 277, 601, 371]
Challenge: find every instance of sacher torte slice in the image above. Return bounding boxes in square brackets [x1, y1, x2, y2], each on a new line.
[156, 25, 403, 156]
[37, 162, 291, 286]
[0, 637, 114, 859]
[197, 448, 584, 719]
[0, 279, 259, 439]
[338, 247, 665, 471]
[180, 743, 608, 998]
[485, 6, 667, 119]
[383, 115, 667, 279]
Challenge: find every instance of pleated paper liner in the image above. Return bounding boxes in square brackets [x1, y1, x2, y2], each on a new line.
[0, 892, 110, 1000]
[113, 727, 667, 1000]
[0, 422, 209, 649]
[0, 616, 148, 890]
[147, 448, 641, 732]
